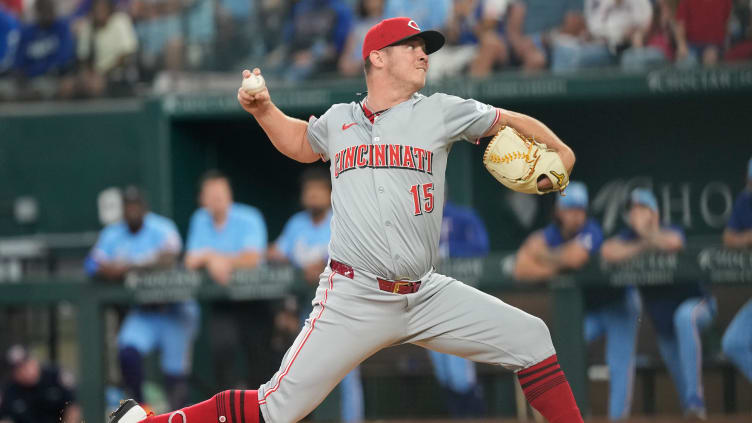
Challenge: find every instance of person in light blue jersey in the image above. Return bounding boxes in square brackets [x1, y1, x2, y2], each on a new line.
[268, 166, 364, 423]
[721, 157, 752, 383]
[515, 181, 640, 420]
[185, 170, 270, 390]
[429, 199, 490, 417]
[602, 188, 715, 420]
[85, 186, 198, 410]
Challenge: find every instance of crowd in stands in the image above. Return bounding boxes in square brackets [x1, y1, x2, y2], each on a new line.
[0, 0, 751, 100]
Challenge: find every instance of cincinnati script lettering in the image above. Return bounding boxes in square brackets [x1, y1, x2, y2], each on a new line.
[334, 144, 433, 178]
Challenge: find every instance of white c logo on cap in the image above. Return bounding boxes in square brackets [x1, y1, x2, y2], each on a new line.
[407, 20, 420, 31]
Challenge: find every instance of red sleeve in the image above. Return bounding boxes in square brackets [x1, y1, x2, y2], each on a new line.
[675, 0, 688, 22]
[724, 0, 733, 19]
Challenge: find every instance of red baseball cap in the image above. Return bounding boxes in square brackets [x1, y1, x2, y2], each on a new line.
[361, 17, 445, 61]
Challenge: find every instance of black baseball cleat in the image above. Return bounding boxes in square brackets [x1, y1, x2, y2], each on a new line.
[108, 399, 148, 423]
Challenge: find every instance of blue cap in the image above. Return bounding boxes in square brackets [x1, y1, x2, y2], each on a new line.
[630, 188, 658, 213]
[747, 157, 752, 180]
[558, 181, 588, 210]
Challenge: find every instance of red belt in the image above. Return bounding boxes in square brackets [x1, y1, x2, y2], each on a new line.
[329, 259, 422, 295]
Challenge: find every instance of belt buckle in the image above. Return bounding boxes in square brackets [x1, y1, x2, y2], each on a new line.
[392, 281, 410, 293]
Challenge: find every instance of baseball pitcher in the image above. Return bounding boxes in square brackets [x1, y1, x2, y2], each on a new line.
[110, 17, 580, 423]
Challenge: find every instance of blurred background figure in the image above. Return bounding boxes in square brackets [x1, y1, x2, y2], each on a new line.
[185, 170, 272, 391]
[721, 157, 752, 383]
[338, 0, 384, 77]
[267, 167, 364, 423]
[75, 0, 139, 97]
[14, 0, 76, 99]
[602, 188, 715, 420]
[505, 0, 586, 72]
[429, 197, 490, 418]
[515, 182, 640, 421]
[584, 0, 653, 71]
[0, 345, 81, 423]
[673, 0, 733, 66]
[129, 0, 184, 91]
[85, 186, 197, 410]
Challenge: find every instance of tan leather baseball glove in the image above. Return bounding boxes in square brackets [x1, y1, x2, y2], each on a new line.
[482, 126, 569, 195]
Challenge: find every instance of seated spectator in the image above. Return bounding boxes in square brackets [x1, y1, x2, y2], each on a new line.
[273, 0, 353, 81]
[184, 0, 214, 70]
[0, 345, 81, 423]
[267, 167, 364, 423]
[215, 0, 259, 70]
[515, 182, 639, 420]
[725, 0, 752, 62]
[721, 157, 752, 383]
[674, 0, 733, 66]
[85, 186, 197, 410]
[129, 0, 183, 90]
[0, 6, 20, 76]
[429, 198, 489, 417]
[602, 188, 715, 420]
[429, 0, 511, 80]
[383, 0, 451, 31]
[14, 0, 77, 99]
[338, 0, 384, 77]
[584, 0, 652, 70]
[621, 0, 676, 70]
[505, 0, 586, 71]
[185, 170, 272, 390]
[76, 0, 138, 97]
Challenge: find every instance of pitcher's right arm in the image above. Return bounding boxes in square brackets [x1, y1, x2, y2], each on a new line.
[237, 69, 319, 163]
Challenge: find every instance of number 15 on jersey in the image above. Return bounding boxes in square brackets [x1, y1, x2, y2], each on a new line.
[409, 183, 434, 215]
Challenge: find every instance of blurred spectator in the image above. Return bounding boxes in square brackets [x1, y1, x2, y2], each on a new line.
[75, 0, 138, 97]
[184, 170, 272, 390]
[428, 0, 512, 79]
[674, 0, 733, 66]
[258, 0, 292, 60]
[184, 0, 214, 70]
[515, 182, 639, 420]
[601, 188, 715, 420]
[272, 0, 353, 81]
[621, 0, 675, 70]
[338, 0, 384, 77]
[215, 0, 259, 70]
[14, 0, 77, 99]
[429, 199, 489, 418]
[0, 0, 21, 17]
[85, 186, 197, 410]
[267, 167, 364, 423]
[720, 158, 752, 383]
[0, 6, 19, 75]
[583, 0, 652, 71]
[129, 0, 183, 88]
[383, 0, 451, 31]
[505, 0, 586, 71]
[726, 1, 752, 64]
[0, 345, 81, 423]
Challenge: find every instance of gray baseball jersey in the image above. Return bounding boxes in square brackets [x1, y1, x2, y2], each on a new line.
[307, 93, 501, 280]
[257, 93, 556, 423]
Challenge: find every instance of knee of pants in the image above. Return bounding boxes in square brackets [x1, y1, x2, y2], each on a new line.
[517, 315, 555, 360]
[673, 300, 696, 330]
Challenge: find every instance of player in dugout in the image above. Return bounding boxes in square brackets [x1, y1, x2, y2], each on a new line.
[85, 186, 199, 411]
[515, 181, 641, 421]
[110, 16, 581, 423]
[721, 157, 752, 383]
[601, 188, 715, 420]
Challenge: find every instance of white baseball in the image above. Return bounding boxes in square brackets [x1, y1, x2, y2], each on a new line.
[242, 74, 266, 95]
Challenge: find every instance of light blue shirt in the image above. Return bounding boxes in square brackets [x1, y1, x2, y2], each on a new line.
[186, 203, 267, 254]
[383, 0, 451, 31]
[275, 209, 332, 268]
[89, 212, 182, 268]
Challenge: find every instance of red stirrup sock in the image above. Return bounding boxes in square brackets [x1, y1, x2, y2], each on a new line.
[518, 355, 583, 423]
[140, 390, 261, 423]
